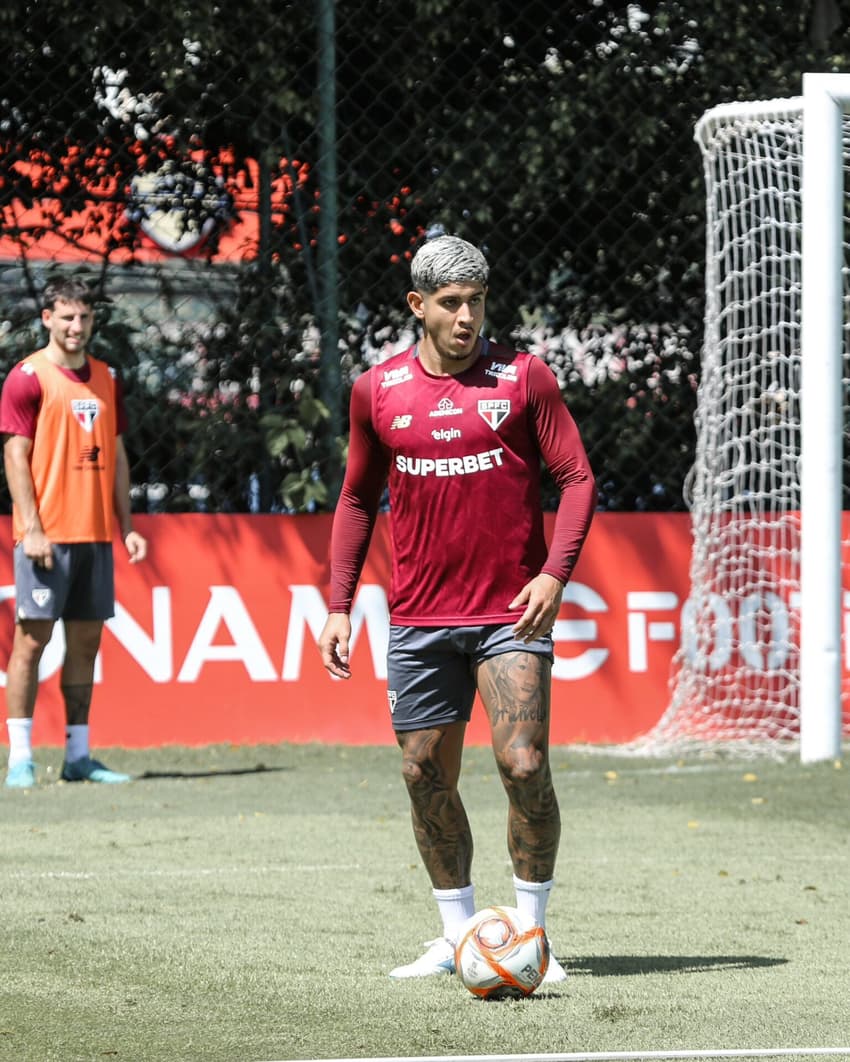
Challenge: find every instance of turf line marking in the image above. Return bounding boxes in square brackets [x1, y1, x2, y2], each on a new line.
[551, 764, 808, 778]
[279, 1050, 850, 1062]
[2, 863, 362, 881]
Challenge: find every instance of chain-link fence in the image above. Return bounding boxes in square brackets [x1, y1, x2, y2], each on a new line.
[1, 1, 845, 514]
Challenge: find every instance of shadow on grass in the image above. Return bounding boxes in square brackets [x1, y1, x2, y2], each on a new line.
[566, 954, 788, 976]
[135, 765, 290, 780]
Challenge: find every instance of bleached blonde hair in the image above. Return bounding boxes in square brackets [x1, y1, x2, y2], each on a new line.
[410, 235, 489, 293]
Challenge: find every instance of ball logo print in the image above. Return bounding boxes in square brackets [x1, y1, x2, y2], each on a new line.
[454, 906, 549, 1000]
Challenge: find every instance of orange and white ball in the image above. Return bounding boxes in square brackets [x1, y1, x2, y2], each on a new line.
[454, 905, 549, 1000]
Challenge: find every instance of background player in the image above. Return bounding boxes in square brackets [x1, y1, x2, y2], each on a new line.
[319, 235, 596, 981]
[2, 276, 147, 788]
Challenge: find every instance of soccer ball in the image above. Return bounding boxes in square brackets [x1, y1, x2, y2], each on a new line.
[454, 906, 549, 1000]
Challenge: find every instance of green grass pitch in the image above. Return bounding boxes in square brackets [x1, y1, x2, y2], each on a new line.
[0, 742, 848, 1062]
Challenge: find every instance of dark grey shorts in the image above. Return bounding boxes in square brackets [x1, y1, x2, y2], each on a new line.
[14, 542, 115, 622]
[387, 624, 554, 732]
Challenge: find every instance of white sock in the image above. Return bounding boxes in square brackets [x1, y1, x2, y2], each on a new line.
[433, 885, 476, 943]
[65, 724, 90, 763]
[6, 718, 33, 768]
[513, 874, 554, 928]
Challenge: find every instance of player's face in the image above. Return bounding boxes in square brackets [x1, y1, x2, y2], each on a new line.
[408, 281, 487, 367]
[42, 299, 94, 358]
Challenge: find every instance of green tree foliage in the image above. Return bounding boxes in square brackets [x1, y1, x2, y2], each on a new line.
[0, 1, 846, 512]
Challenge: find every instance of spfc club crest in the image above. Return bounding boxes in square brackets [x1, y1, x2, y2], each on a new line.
[71, 399, 99, 432]
[478, 399, 511, 430]
[127, 159, 235, 255]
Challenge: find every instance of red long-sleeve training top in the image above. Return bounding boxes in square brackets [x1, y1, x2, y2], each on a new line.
[328, 340, 597, 626]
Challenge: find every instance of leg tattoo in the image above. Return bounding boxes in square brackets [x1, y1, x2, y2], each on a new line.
[61, 683, 94, 727]
[399, 727, 473, 889]
[478, 652, 560, 880]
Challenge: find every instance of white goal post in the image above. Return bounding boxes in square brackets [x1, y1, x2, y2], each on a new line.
[800, 73, 850, 762]
[641, 73, 850, 761]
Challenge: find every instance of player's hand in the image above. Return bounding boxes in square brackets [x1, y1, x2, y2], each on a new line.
[123, 530, 147, 564]
[23, 528, 54, 570]
[509, 573, 564, 643]
[319, 612, 353, 679]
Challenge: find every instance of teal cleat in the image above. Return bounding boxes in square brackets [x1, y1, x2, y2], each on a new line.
[5, 761, 36, 788]
[61, 756, 131, 784]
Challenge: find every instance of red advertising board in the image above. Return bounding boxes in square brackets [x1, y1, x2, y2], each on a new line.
[0, 512, 845, 748]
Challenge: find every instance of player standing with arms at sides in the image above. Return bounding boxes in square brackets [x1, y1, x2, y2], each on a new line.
[319, 235, 596, 981]
[1, 277, 147, 788]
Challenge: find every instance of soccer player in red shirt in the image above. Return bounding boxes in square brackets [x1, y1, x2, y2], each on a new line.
[319, 235, 596, 982]
[1, 277, 147, 788]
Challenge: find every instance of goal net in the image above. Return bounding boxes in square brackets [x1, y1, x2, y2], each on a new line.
[640, 91, 850, 757]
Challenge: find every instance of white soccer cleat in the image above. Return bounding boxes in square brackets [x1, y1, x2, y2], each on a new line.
[389, 937, 456, 980]
[542, 947, 568, 983]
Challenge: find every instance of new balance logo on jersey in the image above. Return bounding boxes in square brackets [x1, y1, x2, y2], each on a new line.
[74, 445, 104, 472]
[478, 399, 511, 430]
[71, 398, 99, 432]
[391, 415, 413, 430]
